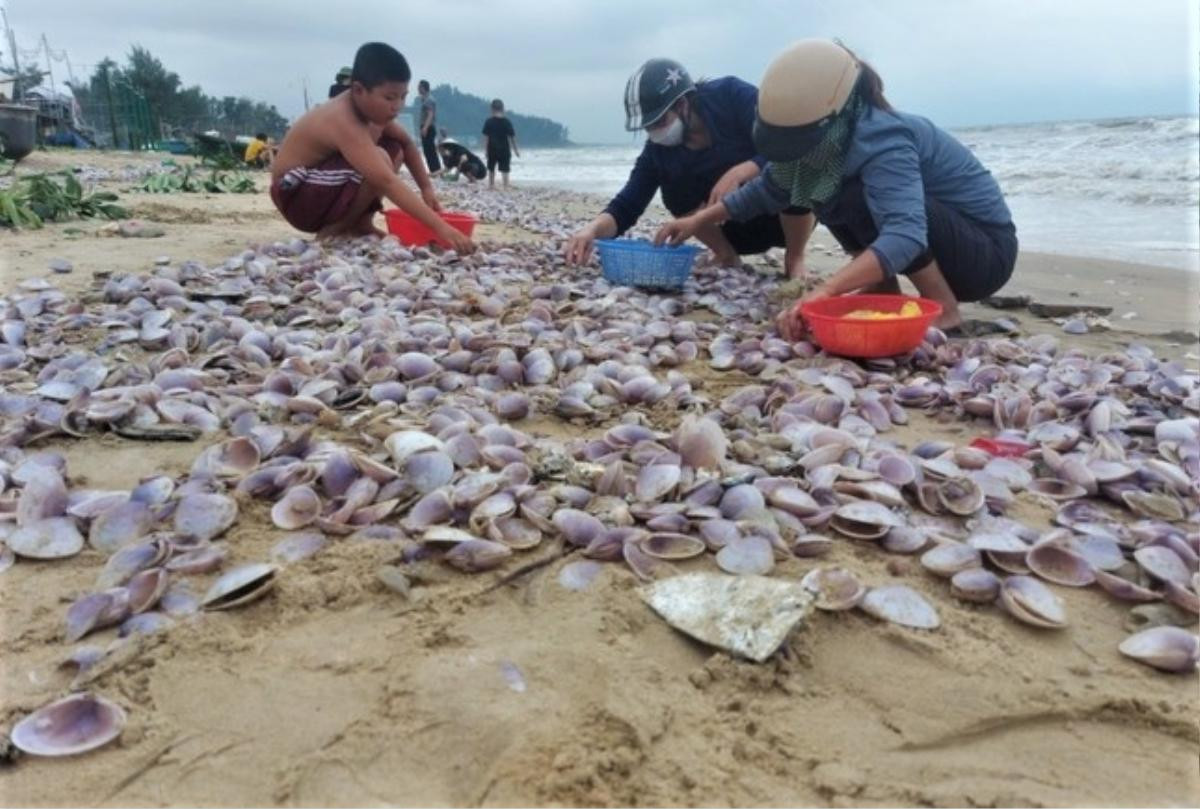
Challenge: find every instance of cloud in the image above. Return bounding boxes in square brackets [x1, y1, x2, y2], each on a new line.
[8, 0, 1197, 141]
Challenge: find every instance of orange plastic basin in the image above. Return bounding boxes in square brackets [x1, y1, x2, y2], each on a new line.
[800, 294, 942, 358]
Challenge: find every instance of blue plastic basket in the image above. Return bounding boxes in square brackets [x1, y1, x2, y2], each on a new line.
[595, 239, 701, 290]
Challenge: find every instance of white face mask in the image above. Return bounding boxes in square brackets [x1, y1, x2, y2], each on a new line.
[647, 113, 685, 146]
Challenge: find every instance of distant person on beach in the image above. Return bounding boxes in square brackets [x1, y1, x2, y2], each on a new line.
[270, 42, 474, 251]
[482, 99, 519, 189]
[564, 58, 809, 275]
[438, 141, 487, 182]
[656, 40, 1017, 337]
[328, 66, 352, 99]
[418, 80, 442, 175]
[244, 133, 274, 169]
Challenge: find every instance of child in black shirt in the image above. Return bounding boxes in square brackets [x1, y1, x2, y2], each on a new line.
[481, 98, 519, 189]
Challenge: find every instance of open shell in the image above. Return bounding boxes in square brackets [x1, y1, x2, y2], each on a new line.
[830, 500, 902, 541]
[623, 538, 676, 581]
[640, 533, 706, 560]
[800, 567, 865, 611]
[96, 538, 171, 589]
[937, 477, 985, 516]
[1122, 490, 1184, 522]
[126, 568, 169, 613]
[1026, 541, 1095, 587]
[488, 516, 543, 550]
[201, 563, 277, 610]
[271, 485, 322, 530]
[1027, 478, 1087, 501]
[1093, 569, 1162, 603]
[791, 534, 835, 558]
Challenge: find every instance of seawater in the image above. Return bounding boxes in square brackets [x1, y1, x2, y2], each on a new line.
[512, 115, 1199, 271]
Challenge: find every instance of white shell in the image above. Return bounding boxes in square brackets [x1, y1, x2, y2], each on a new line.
[6, 517, 84, 559]
[1133, 546, 1191, 586]
[1118, 626, 1200, 673]
[384, 430, 444, 465]
[859, 585, 940, 629]
[715, 536, 774, 576]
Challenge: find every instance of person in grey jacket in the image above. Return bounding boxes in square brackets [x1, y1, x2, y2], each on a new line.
[656, 39, 1017, 337]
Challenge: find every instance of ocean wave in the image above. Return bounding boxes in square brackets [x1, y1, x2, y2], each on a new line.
[521, 115, 1200, 267]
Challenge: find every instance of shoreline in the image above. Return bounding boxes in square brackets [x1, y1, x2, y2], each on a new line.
[1, 148, 1197, 808]
[517, 176, 1200, 275]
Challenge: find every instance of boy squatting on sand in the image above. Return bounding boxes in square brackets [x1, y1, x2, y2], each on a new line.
[270, 42, 475, 253]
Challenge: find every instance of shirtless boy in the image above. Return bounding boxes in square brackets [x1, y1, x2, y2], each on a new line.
[271, 42, 475, 252]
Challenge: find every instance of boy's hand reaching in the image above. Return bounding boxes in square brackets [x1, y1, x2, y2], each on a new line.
[439, 226, 476, 255]
[421, 187, 443, 212]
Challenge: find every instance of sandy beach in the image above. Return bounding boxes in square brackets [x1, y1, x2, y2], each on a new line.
[1, 149, 1197, 808]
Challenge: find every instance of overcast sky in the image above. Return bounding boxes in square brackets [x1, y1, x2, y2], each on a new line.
[6, 0, 1198, 142]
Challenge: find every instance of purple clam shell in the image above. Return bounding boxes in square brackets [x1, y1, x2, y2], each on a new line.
[10, 693, 126, 757]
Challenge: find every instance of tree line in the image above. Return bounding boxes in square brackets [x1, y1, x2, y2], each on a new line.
[70, 46, 289, 141]
[12, 45, 573, 148]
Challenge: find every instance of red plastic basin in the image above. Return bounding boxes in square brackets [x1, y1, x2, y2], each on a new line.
[799, 294, 942, 358]
[383, 209, 476, 247]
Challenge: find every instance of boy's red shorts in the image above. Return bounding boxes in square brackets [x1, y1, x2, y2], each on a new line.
[270, 136, 403, 233]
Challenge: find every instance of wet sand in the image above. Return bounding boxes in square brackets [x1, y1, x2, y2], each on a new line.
[0, 149, 1197, 808]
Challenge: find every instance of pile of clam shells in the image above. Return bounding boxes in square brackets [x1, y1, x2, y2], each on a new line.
[2, 217, 1197, 755]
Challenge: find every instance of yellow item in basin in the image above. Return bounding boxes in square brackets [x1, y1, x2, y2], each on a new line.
[842, 301, 923, 320]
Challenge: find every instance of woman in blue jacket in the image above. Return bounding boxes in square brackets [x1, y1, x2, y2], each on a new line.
[564, 58, 810, 276]
[657, 40, 1018, 336]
